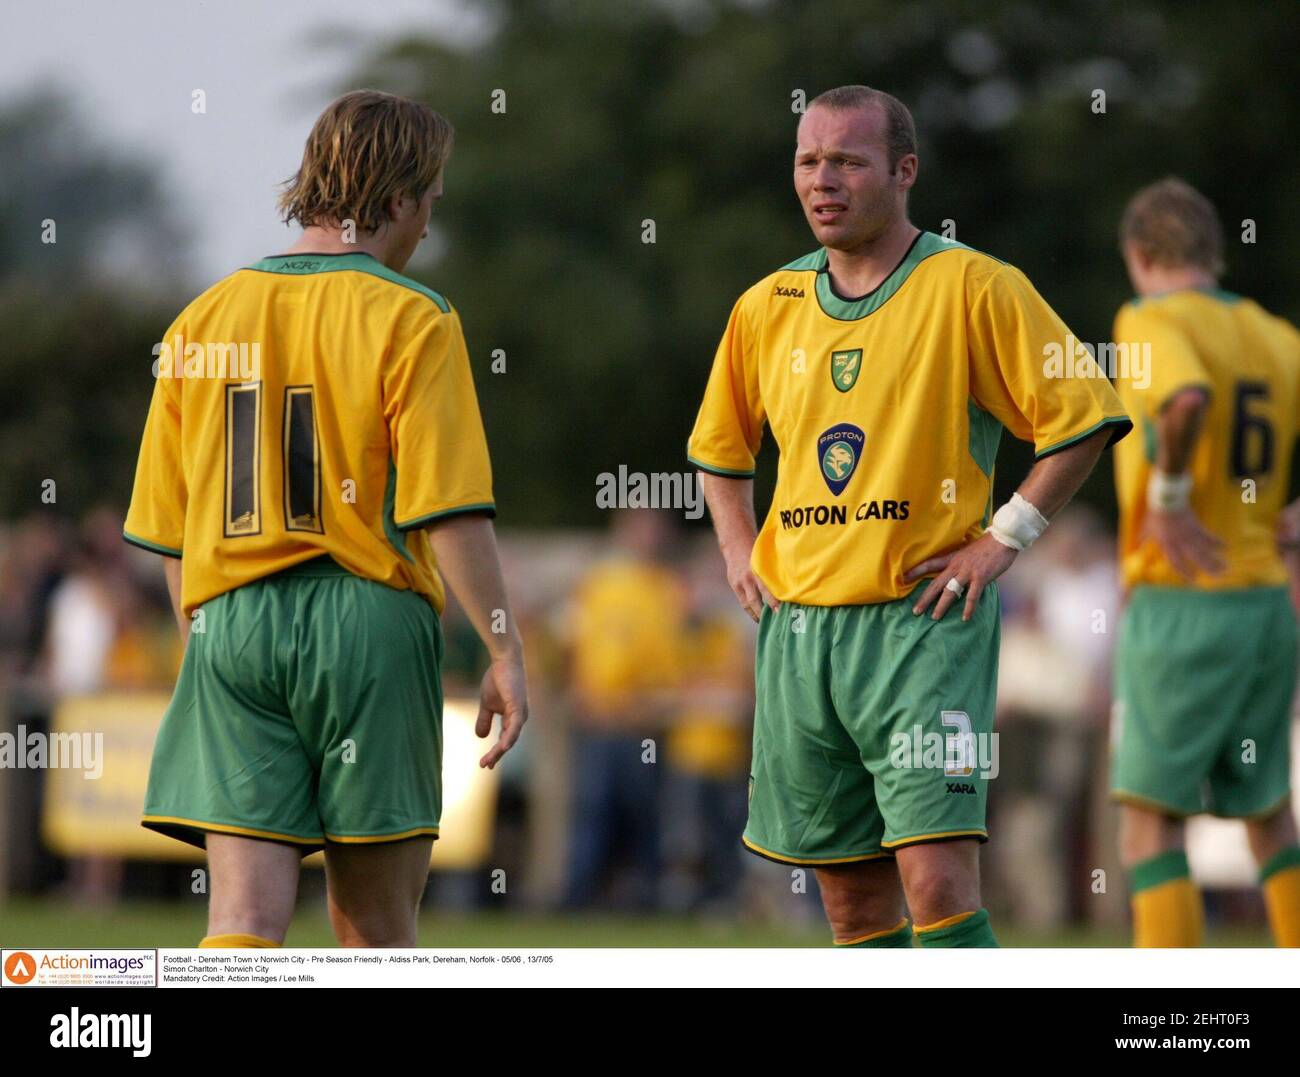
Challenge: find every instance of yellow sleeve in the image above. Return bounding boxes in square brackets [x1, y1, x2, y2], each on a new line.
[1115, 303, 1212, 418]
[384, 307, 495, 529]
[1283, 318, 1300, 423]
[123, 368, 186, 557]
[968, 265, 1132, 458]
[687, 295, 765, 477]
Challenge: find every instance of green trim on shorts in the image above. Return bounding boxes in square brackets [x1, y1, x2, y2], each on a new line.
[741, 835, 893, 865]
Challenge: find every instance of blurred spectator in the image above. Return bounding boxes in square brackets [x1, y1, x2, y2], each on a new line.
[0, 512, 70, 683]
[662, 541, 753, 913]
[0, 507, 179, 903]
[991, 506, 1121, 928]
[562, 509, 686, 910]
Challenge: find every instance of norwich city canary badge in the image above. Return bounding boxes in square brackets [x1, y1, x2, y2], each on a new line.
[830, 348, 862, 392]
[817, 422, 865, 496]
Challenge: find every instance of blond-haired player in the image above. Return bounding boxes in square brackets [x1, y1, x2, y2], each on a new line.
[689, 86, 1130, 947]
[1112, 177, 1300, 947]
[125, 90, 529, 947]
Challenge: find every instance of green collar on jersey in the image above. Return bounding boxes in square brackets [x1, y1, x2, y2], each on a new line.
[782, 230, 963, 322]
[245, 251, 451, 313]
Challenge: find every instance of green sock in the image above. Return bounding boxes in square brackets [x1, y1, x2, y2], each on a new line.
[840, 920, 914, 948]
[915, 908, 999, 948]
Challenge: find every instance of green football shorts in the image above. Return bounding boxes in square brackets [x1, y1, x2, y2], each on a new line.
[743, 582, 1000, 865]
[1112, 584, 1297, 819]
[142, 556, 444, 855]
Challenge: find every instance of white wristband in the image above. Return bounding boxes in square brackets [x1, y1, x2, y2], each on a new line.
[1147, 470, 1192, 512]
[988, 492, 1049, 551]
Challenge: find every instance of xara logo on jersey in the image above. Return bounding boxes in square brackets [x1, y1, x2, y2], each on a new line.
[831, 348, 862, 392]
[818, 423, 864, 496]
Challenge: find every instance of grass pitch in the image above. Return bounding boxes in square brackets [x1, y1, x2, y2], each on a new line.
[0, 898, 1273, 948]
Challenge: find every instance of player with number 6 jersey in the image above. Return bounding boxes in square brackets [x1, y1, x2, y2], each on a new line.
[1110, 177, 1300, 948]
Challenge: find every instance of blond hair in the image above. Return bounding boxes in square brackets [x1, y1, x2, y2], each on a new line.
[808, 85, 917, 170]
[1120, 177, 1224, 275]
[278, 90, 454, 233]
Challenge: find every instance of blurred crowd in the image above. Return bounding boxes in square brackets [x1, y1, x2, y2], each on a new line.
[0, 503, 1282, 930]
[0, 507, 182, 903]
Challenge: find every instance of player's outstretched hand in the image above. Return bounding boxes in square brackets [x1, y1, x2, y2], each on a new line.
[905, 533, 1020, 622]
[725, 555, 779, 623]
[476, 655, 529, 769]
[1142, 507, 1225, 580]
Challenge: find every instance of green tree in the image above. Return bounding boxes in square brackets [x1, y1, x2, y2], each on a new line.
[0, 89, 183, 520]
[347, 0, 1298, 524]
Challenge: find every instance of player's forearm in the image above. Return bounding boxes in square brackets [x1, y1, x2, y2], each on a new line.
[1154, 388, 1209, 474]
[162, 556, 188, 642]
[699, 472, 759, 561]
[1015, 431, 1110, 520]
[424, 514, 523, 660]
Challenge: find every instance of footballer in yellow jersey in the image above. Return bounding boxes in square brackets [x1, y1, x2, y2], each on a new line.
[124, 91, 529, 949]
[688, 231, 1129, 608]
[125, 250, 494, 617]
[690, 86, 1130, 949]
[1109, 178, 1300, 949]
[1114, 289, 1300, 590]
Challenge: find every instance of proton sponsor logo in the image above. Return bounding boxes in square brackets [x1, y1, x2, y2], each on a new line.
[777, 500, 909, 529]
[817, 422, 864, 496]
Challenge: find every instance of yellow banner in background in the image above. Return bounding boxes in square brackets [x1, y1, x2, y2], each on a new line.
[41, 694, 496, 870]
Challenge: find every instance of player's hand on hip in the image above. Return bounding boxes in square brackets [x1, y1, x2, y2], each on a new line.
[1142, 508, 1225, 580]
[905, 533, 1019, 622]
[726, 556, 779, 623]
[477, 655, 529, 769]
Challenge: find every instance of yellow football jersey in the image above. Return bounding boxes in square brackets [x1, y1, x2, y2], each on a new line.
[687, 231, 1131, 606]
[669, 614, 752, 778]
[569, 558, 686, 713]
[124, 252, 495, 615]
[1113, 288, 1300, 589]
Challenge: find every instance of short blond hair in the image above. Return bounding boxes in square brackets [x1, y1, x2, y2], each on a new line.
[808, 85, 917, 171]
[1120, 177, 1224, 275]
[278, 90, 454, 233]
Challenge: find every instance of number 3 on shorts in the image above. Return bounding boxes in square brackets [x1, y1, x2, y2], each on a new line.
[942, 709, 975, 777]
